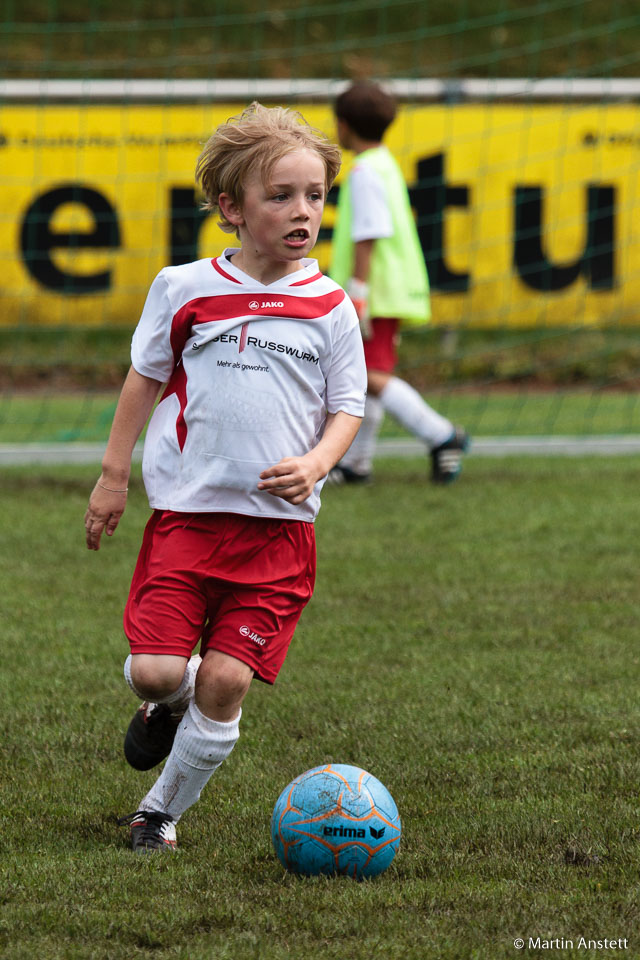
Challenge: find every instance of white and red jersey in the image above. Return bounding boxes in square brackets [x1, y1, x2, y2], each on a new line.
[131, 250, 366, 522]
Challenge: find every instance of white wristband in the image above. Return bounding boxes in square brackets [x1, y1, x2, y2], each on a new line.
[346, 277, 370, 303]
[346, 277, 371, 339]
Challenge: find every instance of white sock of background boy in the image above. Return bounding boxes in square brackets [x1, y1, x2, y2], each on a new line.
[340, 394, 384, 474]
[139, 700, 241, 822]
[123, 653, 202, 714]
[380, 376, 453, 449]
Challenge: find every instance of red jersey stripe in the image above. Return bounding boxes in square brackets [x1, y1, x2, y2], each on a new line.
[211, 258, 242, 283]
[290, 271, 323, 286]
[170, 288, 345, 360]
[161, 362, 188, 451]
[165, 286, 345, 452]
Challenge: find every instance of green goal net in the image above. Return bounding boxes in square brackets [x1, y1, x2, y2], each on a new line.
[2, 1, 640, 450]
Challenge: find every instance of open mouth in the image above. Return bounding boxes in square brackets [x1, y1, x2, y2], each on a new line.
[285, 229, 309, 242]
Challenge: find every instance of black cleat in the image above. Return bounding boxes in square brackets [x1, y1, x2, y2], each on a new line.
[117, 810, 177, 853]
[326, 465, 372, 485]
[430, 427, 470, 484]
[124, 701, 182, 771]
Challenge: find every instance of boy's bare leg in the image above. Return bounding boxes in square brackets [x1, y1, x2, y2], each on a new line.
[194, 650, 254, 722]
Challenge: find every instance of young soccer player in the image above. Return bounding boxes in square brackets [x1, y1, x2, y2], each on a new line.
[84, 102, 366, 853]
[329, 80, 469, 485]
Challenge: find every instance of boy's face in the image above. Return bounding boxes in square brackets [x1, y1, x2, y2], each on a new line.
[220, 148, 326, 281]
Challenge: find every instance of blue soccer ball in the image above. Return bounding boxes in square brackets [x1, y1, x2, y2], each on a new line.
[271, 763, 401, 879]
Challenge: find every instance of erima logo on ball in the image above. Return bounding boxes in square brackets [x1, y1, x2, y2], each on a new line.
[324, 825, 366, 839]
[322, 825, 387, 839]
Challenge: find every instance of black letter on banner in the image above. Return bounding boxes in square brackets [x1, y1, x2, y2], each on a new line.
[21, 185, 120, 293]
[170, 188, 211, 265]
[513, 185, 615, 291]
[411, 154, 470, 292]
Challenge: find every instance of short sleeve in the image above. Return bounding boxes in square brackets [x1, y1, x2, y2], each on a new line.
[131, 270, 176, 383]
[325, 302, 367, 417]
[350, 162, 393, 243]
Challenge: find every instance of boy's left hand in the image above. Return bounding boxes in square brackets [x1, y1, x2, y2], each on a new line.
[346, 277, 371, 339]
[258, 454, 323, 505]
[259, 412, 362, 505]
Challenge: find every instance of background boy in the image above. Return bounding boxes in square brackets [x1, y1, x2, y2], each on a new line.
[329, 80, 469, 484]
[84, 102, 366, 853]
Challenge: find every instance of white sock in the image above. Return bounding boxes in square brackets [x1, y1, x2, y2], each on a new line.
[341, 394, 384, 474]
[123, 654, 202, 715]
[139, 700, 241, 822]
[123, 655, 145, 699]
[380, 376, 453, 449]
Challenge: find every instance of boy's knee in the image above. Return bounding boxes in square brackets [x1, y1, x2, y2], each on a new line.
[195, 650, 253, 720]
[130, 653, 188, 700]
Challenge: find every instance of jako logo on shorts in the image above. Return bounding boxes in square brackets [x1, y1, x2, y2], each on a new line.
[240, 625, 266, 645]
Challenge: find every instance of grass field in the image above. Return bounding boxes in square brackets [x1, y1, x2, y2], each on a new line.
[2, 455, 639, 959]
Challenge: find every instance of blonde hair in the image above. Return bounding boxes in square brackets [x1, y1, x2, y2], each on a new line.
[195, 101, 341, 234]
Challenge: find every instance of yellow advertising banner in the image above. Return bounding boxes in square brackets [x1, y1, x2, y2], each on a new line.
[1, 101, 638, 327]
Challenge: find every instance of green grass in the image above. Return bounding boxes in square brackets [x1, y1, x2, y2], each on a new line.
[1, 457, 640, 959]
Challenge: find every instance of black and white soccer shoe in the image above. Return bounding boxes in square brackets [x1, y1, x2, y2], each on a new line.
[430, 427, 470, 484]
[326, 464, 372, 485]
[124, 701, 182, 771]
[117, 810, 177, 853]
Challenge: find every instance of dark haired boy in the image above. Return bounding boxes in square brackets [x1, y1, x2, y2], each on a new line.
[329, 81, 469, 485]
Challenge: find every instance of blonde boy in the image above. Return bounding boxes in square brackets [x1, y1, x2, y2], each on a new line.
[84, 103, 366, 853]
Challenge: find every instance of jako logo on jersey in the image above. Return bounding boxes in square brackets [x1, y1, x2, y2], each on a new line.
[248, 301, 260, 310]
[248, 300, 285, 310]
[239, 625, 266, 645]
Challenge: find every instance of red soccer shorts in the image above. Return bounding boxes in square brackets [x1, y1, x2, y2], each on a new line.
[123, 510, 316, 684]
[363, 317, 400, 373]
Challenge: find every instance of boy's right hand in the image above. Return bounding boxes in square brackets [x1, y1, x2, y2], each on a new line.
[84, 479, 128, 550]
